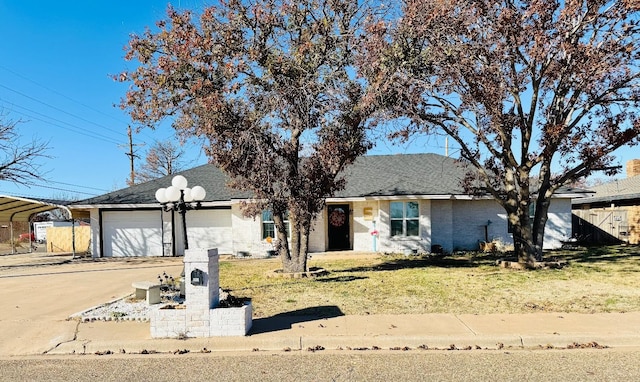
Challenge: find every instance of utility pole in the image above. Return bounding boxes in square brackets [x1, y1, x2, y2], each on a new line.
[120, 126, 145, 186]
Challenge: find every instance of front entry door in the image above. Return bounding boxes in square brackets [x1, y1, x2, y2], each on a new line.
[327, 204, 350, 250]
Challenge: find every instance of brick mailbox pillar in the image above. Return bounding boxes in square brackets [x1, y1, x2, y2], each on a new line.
[183, 248, 219, 337]
[184, 248, 219, 308]
[151, 247, 251, 338]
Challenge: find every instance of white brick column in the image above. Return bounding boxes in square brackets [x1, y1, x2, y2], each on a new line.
[184, 248, 219, 337]
[184, 248, 220, 309]
[152, 247, 251, 338]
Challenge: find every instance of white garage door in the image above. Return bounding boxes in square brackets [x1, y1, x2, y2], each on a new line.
[103, 210, 163, 257]
[186, 209, 233, 254]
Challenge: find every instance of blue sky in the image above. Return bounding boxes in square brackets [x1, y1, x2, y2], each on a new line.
[0, 1, 203, 200]
[0, 1, 636, 200]
[0, 0, 433, 201]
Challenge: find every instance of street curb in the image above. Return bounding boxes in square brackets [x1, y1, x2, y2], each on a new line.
[46, 332, 640, 356]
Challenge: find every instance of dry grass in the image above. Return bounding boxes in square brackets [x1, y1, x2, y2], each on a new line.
[218, 245, 640, 318]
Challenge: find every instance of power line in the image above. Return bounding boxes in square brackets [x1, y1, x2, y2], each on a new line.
[0, 65, 166, 143]
[0, 84, 126, 139]
[0, 178, 109, 199]
[22, 182, 100, 197]
[43, 179, 110, 192]
[0, 185, 97, 199]
[1, 100, 123, 145]
[0, 64, 130, 127]
[0, 67, 193, 198]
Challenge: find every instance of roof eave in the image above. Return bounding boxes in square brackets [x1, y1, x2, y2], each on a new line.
[69, 200, 234, 210]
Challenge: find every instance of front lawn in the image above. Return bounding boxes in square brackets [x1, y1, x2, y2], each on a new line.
[218, 245, 640, 318]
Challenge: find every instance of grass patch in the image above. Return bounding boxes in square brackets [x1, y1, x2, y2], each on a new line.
[218, 245, 640, 318]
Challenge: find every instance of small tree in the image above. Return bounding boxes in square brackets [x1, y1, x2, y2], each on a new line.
[135, 140, 188, 183]
[32, 208, 70, 222]
[119, 0, 379, 272]
[362, 0, 640, 266]
[0, 114, 50, 185]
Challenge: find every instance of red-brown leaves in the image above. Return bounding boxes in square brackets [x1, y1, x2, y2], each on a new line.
[623, 0, 640, 10]
[118, 0, 379, 271]
[361, 0, 640, 181]
[358, 0, 640, 262]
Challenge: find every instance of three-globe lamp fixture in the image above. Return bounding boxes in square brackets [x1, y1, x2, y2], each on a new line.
[155, 175, 206, 250]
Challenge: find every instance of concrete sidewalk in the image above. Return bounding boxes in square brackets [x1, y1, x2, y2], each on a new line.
[45, 311, 640, 356]
[2, 252, 640, 357]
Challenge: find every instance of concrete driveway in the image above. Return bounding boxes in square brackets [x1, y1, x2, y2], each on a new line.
[0, 252, 183, 356]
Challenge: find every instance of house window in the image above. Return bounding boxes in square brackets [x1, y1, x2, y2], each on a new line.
[529, 202, 535, 220]
[262, 210, 290, 239]
[390, 201, 419, 237]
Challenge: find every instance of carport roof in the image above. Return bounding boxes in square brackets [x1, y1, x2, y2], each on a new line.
[0, 195, 71, 222]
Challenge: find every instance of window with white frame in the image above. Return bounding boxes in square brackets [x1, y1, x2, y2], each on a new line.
[262, 210, 290, 239]
[390, 201, 419, 237]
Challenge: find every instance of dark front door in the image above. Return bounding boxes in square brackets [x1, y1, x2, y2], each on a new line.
[327, 204, 350, 250]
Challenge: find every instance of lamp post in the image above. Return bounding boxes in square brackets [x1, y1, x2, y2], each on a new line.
[155, 175, 206, 251]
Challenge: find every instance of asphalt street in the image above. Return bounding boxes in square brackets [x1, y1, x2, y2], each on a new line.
[2, 251, 640, 381]
[2, 349, 640, 381]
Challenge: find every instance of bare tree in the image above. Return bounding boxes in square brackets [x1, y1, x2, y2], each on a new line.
[135, 140, 188, 183]
[0, 114, 50, 185]
[32, 208, 70, 222]
[362, 0, 640, 266]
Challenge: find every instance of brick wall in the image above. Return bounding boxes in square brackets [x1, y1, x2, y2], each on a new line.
[431, 200, 454, 252]
[231, 202, 325, 255]
[351, 201, 379, 252]
[307, 213, 324, 252]
[230, 204, 261, 256]
[625, 159, 640, 245]
[627, 159, 640, 177]
[151, 303, 252, 338]
[450, 199, 506, 251]
[150, 248, 252, 338]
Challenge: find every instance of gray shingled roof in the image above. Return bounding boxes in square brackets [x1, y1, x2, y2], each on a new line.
[572, 175, 640, 205]
[336, 153, 468, 197]
[71, 153, 471, 206]
[73, 162, 250, 206]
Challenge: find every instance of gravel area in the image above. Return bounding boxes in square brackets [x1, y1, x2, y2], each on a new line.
[75, 287, 232, 322]
[76, 290, 184, 322]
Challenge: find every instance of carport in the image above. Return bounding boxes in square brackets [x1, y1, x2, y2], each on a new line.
[0, 195, 77, 255]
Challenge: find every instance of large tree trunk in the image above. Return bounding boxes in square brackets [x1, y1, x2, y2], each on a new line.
[530, 163, 555, 262]
[532, 194, 552, 262]
[275, 213, 310, 273]
[507, 186, 553, 267]
[507, 181, 539, 268]
[512, 218, 538, 268]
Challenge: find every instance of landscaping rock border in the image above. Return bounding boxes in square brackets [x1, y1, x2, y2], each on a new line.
[265, 267, 329, 279]
[496, 259, 568, 270]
